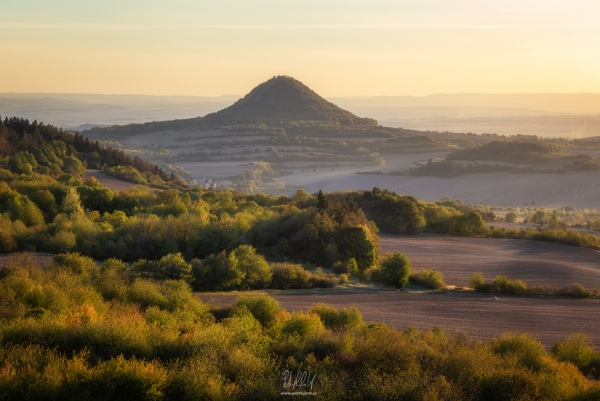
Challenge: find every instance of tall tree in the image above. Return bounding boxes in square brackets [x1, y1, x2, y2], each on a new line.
[316, 190, 329, 213]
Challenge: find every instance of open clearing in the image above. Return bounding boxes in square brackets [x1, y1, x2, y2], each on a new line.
[85, 170, 137, 191]
[199, 292, 600, 348]
[380, 234, 600, 288]
[0, 253, 54, 269]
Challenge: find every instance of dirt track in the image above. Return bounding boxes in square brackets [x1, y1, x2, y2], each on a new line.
[380, 234, 600, 288]
[199, 292, 600, 348]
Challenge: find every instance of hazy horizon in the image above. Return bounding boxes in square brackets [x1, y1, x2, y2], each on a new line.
[2, 1, 599, 96]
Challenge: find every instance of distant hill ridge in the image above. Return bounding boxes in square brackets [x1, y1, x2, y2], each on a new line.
[86, 76, 377, 138]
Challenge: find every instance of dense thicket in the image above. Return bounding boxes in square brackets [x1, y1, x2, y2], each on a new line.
[0, 253, 599, 401]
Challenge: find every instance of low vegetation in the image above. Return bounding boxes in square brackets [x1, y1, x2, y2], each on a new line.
[410, 269, 446, 290]
[1, 253, 600, 400]
[469, 272, 600, 298]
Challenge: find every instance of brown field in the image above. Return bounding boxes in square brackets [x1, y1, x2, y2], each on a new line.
[85, 170, 137, 191]
[284, 170, 600, 209]
[198, 291, 600, 348]
[380, 234, 600, 288]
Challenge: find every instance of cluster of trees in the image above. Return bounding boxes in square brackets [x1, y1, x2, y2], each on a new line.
[410, 160, 521, 178]
[447, 140, 565, 164]
[0, 117, 185, 188]
[0, 253, 599, 400]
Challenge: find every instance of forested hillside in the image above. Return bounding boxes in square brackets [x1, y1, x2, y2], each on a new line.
[0, 117, 186, 188]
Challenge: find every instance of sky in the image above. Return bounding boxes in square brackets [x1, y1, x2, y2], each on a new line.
[1, 0, 599, 96]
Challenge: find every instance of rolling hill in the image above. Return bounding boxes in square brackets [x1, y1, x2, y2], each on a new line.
[85, 76, 377, 138]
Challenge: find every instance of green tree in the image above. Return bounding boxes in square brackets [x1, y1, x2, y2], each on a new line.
[336, 226, 378, 273]
[228, 245, 272, 289]
[77, 186, 114, 213]
[378, 252, 411, 288]
[193, 251, 244, 291]
[505, 211, 518, 223]
[61, 187, 84, 216]
[315, 190, 329, 213]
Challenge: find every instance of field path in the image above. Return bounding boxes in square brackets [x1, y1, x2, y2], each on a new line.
[380, 234, 600, 288]
[199, 292, 600, 348]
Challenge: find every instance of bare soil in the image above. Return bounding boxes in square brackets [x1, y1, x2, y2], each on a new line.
[85, 170, 137, 191]
[199, 292, 600, 348]
[380, 234, 600, 288]
[286, 171, 600, 209]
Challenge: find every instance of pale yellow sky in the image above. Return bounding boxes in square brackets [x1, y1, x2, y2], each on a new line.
[1, 0, 599, 96]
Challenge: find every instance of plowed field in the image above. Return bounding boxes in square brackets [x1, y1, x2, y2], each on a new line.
[380, 234, 600, 288]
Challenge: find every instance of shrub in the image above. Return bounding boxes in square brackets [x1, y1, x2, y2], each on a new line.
[505, 211, 518, 223]
[332, 258, 359, 275]
[128, 279, 169, 310]
[409, 269, 446, 290]
[308, 275, 336, 288]
[53, 253, 98, 278]
[492, 275, 527, 294]
[228, 245, 272, 289]
[280, 312, 324, 337]
[552, 334, 598, 371]
[469, 272, 487, 290]
[376, 252, 411, 288]
[269, 263, 311, 290]
[232, 294, 281, 327]
[566, 283, 591, 298]
[133, 253, 193, 284]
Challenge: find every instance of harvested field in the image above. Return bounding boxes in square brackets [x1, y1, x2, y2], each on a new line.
[380, 234, 600, 288]
[198, 292, 600, 348]
[283, 170, 600, 209]
[85, 170, 136, 191]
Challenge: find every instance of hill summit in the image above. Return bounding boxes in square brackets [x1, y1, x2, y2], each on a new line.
[202, 76, 377, 126]
[86, 76, 377, 138]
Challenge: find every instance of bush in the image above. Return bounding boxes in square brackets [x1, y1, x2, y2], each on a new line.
[269, 263, 311, 290]
[232, 294, 281, 327]
[332, 258, 358, 275]
[469, 272, 487, 290]
[409, 269, 446, 290]
[228, 245, 272, 289]
[505, 211, 518, 223]
[308, 275, 336, 288]
[552, 334, 598, 371]
[566, 283, 591, 298]
[128, 279, 169, 310]
[280, 312, 324, 337]
[53, 253, 98, 278]
[376, 252, 411, 288]
[133, 253, 193, 284]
